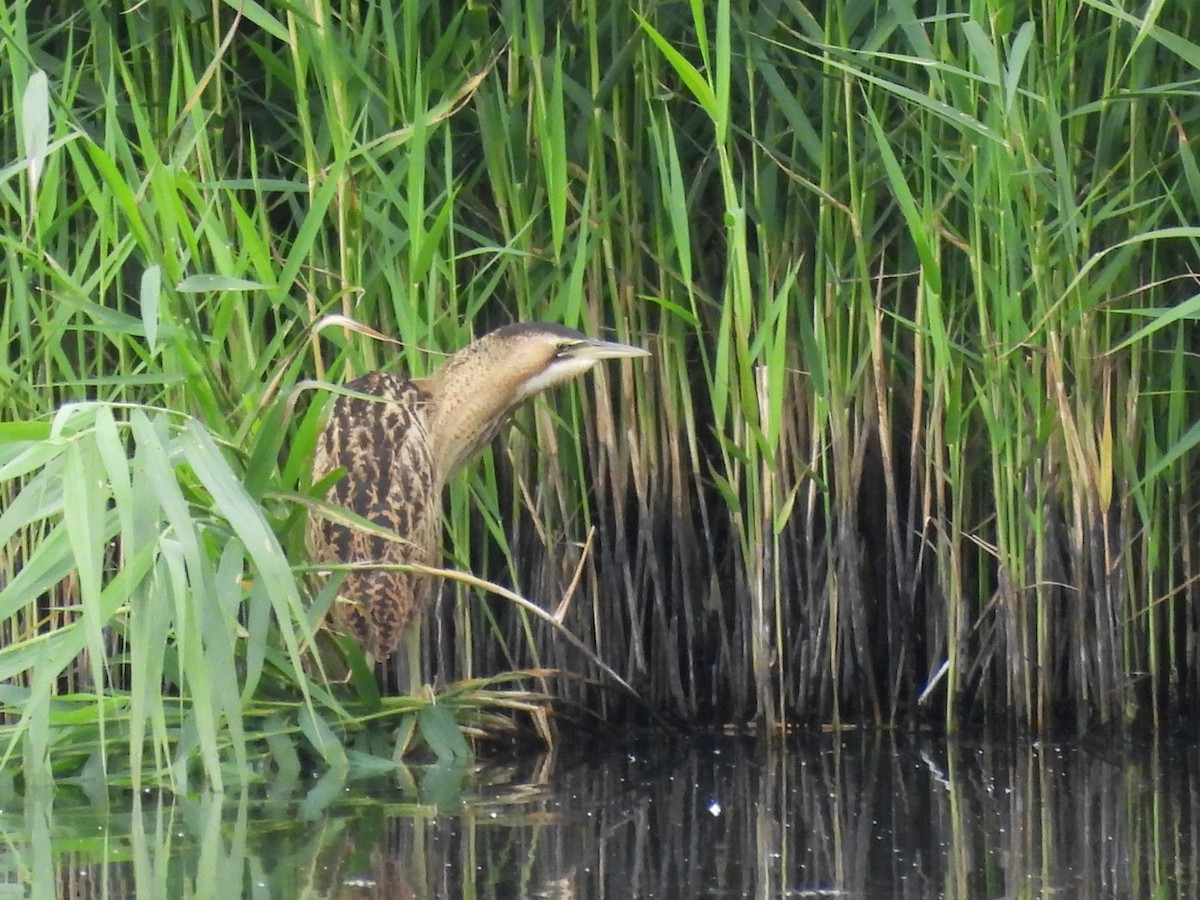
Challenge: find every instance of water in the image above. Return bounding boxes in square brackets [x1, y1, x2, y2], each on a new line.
[2, 730, 1196, 898]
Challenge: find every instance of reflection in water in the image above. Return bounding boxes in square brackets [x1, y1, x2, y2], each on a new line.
[2, 732, 1197, 898]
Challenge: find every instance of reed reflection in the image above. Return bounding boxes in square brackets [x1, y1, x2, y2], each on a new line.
[5, 733, 1197, 898]
[308, 734, 1200, 898]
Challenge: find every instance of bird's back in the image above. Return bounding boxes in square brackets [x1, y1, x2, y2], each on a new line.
[308, 372, 440, 660]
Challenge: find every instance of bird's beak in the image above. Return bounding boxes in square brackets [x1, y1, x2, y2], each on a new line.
[565, 337, 652, 361]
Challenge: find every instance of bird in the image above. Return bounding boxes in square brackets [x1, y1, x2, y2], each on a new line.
[307, 322, 650, 664]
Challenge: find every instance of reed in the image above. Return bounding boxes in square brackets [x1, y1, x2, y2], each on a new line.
[2, 0, 1200, 782]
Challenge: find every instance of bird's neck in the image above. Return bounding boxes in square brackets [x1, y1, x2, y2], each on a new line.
[417, 354, 525, 485]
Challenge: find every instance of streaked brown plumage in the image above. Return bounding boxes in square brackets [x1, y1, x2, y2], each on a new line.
[307, 322, 650, 662]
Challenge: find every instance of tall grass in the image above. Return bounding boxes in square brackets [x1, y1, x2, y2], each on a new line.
[3, 0, 1200, 783]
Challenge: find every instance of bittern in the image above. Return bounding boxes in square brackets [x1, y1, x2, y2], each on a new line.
[307, 322, 650, 663]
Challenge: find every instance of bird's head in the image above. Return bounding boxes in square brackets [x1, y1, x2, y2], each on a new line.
[423, 322, 650, 480]
[483, 322, 651, 401]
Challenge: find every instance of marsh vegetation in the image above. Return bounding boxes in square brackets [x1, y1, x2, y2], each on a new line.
[2, 0, 1200, 788]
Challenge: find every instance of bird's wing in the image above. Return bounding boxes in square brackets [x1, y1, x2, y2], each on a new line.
[309, 373, 440, 658]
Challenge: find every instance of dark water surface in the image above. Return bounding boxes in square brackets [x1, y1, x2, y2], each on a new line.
[2, 730, 1197, 898]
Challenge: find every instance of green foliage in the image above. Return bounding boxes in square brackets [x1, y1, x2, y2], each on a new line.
[3, 0, 1200, 789]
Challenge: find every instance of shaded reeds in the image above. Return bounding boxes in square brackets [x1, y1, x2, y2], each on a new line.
[3, 0, 1200, 780]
